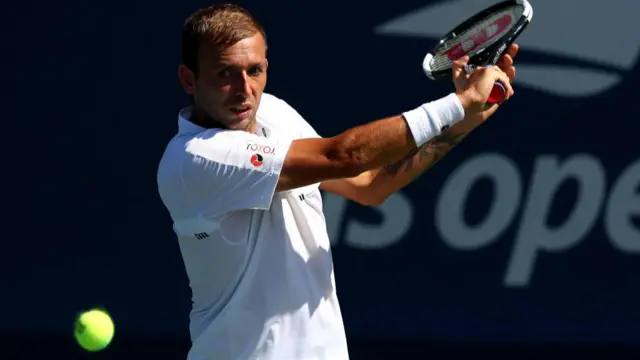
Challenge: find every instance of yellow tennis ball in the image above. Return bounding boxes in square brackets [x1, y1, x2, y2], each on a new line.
[74, 309, 115, 352]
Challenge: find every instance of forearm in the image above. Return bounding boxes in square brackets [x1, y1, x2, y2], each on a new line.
[365, 116, 482, 201]
[329, 115, 416, 175]
[330, 93, 465, 175]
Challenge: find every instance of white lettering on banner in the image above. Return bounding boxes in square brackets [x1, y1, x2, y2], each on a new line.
[323, 152, 639, 288]
[605, 160, 640, 252]
[505, 155, 606, 287]
[324, 191, 413, 249]
[437, 154, 638, 288]
[435, 153, 522, 250]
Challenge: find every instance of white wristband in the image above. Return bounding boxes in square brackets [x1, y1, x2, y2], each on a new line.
[402, 93, 465, 147]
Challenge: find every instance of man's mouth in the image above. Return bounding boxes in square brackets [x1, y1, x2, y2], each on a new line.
[230, 104, 252, 116]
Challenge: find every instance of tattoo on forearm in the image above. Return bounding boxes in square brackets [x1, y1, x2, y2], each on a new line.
[382, 130, 467, 176]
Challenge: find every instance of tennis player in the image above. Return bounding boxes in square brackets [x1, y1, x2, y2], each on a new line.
[157, 4, 518, 360]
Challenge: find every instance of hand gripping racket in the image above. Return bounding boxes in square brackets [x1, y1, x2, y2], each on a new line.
[422, 0, 533, 104]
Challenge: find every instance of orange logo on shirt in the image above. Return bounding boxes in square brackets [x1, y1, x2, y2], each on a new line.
[250, 154, 263, 167]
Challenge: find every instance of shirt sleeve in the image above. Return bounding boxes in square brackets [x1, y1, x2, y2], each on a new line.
[181, 129, 293, 216]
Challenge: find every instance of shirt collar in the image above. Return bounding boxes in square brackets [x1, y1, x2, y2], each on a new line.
[177, 106, 206, 135]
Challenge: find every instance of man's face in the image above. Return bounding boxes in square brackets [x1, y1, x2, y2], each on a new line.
[180, 33, 268, 130]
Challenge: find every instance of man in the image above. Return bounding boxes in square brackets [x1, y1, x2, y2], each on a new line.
[157, 3, 518, 359]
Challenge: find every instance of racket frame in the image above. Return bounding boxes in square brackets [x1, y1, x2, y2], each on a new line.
[422, 0, 533, 80]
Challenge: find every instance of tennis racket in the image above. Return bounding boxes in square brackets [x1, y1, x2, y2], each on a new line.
[422, 0, 533, 104]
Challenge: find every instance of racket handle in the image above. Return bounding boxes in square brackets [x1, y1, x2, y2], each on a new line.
[487, 82, 506, 104]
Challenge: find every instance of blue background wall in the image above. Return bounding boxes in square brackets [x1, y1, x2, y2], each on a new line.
[2, 0, 639, 358]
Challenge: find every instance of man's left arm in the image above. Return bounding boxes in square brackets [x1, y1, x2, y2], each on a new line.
[319, 116, 479, 205]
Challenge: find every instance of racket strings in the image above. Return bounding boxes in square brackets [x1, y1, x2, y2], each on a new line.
[430, 6, 522, 71]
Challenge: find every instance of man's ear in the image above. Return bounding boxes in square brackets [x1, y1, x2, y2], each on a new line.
[178, 64, 196, 95]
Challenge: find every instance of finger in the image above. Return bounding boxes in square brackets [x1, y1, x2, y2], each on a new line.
[468, 65, 494, 85]
[453, 55, 469, 65]
[452, 56, 470, 79]
[490, 66, 514, 99]
[497, 70, 514, 99]
[497, 54, 513, 73]
[507, 43, 519, 59]
[495, 43, 519, 67]
[507, 66, 516, 82]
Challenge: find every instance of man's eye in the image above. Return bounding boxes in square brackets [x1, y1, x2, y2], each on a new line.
[217, 69, 231, 78]
[248, 67, 262, 76]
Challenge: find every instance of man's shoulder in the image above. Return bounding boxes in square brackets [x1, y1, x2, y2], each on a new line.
[258, 92, 297, 118]
[258, 93, 317, 137]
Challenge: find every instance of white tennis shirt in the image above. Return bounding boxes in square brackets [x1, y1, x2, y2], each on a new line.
[157, 93, 349, 360]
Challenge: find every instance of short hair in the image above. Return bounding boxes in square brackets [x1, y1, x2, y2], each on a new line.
[181, 4, 267, 74]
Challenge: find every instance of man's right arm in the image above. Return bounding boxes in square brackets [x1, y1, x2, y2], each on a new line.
[277, 65, 513, 191]
[277, 113, 418, 191]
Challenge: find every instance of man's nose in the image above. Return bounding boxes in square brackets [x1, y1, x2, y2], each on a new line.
[232, 71, 251, 96]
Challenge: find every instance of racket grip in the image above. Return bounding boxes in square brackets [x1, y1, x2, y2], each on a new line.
[487, 82, 506, 104]
[463, 64, 507, 105]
